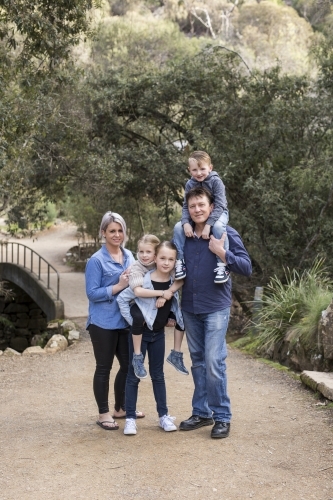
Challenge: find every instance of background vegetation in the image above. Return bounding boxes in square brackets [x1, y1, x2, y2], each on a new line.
[1, 0, 333, 309]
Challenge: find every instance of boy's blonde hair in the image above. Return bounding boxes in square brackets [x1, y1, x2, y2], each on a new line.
[137, 234, 160, 251]
[188, 151, 212, 167]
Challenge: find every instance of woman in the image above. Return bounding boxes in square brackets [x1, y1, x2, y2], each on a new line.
[85, 211, 143, 430]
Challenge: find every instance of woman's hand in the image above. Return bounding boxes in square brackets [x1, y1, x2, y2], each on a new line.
[118, 270, 130, 290]
[183, 223, 194, 238]
[156, 297, 166, 308]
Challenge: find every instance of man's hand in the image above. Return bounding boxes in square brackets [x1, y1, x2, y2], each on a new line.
[201, 224, 211, 240]
[183, 223, 194, 238]
[209, 233, 227, 264]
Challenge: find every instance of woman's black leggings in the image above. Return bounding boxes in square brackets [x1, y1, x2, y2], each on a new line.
[88, 324, 129, 414]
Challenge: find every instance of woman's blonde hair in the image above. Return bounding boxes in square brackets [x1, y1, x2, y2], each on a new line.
[188, 150, 212, 167]
[137, 234, 160, 251]
[99, 211, 127, 246]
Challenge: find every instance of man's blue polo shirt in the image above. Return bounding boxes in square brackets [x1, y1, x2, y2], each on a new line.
[181, 226, 252, 314]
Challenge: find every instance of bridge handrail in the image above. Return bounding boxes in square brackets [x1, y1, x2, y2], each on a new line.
[0, 242, 60, 299]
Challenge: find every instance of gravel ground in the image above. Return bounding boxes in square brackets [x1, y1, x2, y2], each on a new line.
[1, 224, 333, 499]
[1, 319, 333, 500]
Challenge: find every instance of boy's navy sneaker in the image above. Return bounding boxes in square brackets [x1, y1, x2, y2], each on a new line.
[175, 259, 186, 280]
[166, 350, 189, 375]
[132, 353, 147, 379]
[214, 263, 230, 284]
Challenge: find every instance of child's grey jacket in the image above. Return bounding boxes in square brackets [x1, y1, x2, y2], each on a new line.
[117, 270, 184, 331]
[181, 170, 228, 227]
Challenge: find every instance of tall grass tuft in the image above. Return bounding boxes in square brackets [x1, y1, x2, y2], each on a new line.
[254, 259, 333, 352]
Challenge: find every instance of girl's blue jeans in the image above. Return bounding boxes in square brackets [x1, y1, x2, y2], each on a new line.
[173, 210, 229, 262]
[125, 327, 168, 419]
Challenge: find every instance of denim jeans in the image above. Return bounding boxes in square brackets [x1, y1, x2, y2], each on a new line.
[125, 327, 168, 419]
[173, 211, 229, 262]
[182, 308, 231, 422]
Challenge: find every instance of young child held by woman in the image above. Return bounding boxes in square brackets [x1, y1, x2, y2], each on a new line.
[173, 150, 230, 284]
[117, 241, 184, 435]
[128, 234, 188, 379]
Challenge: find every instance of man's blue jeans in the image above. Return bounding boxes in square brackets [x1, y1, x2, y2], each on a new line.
[182, 309, 231, 423]
[125, 327, 168, 419]
[173, 210, 229, 261]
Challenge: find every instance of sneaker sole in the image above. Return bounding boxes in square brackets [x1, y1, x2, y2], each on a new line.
[174, 276, 186, 280]
[134, 373, 148, 379]
[124, 431, 137, 435]
[166, 358, 189, 375]
[159, 425, 177, 432]
[214, 278, 230, 284]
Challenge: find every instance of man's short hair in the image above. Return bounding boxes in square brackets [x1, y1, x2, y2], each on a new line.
[186, 187, 214, 205]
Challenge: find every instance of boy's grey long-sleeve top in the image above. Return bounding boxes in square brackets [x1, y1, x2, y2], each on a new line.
[181, 171, 228, 227]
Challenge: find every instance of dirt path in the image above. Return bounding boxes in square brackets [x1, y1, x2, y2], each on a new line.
[0, 324, 333, 500]
[1, 224, 333, 499]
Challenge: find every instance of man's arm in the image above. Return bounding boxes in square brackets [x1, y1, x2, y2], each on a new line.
[209, 229, 252, 277]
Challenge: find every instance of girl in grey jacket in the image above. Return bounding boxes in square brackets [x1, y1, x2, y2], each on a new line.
[117, 241, 184, 435]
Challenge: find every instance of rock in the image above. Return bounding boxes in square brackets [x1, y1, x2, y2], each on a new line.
[318, 301, 333, 360]
[22, 346, 46, 356]
[4, 303, 29, 314]
[68, 329, 80, 341]
[15, 318, 29, 328]
[301, 370, 333, 401]
[47, 322, 63, 335]
[10, 337, 29, 353]
[30, 334, 44, 346]
[61, 320, 76, 333]
[0, 350, 3, 356]
[44, 334, 68, 354]
[3, 347, 21, 357]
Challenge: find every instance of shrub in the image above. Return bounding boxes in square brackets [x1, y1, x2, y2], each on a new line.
[252, 259, 333, 352]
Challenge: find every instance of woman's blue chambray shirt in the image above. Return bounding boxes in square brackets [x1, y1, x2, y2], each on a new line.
[85, 245, 135, 330]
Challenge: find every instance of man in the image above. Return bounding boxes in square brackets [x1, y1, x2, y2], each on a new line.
[179, 187, 252, 438]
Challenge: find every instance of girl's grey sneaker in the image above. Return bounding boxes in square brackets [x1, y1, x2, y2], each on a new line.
[132, 353, 147, 379]
[175, 259, 186, 280]
[124, 418, 137, 435]
[159, 414, 177, 432]
[166, 350, 189, 375]
[214, 263, 230, 284]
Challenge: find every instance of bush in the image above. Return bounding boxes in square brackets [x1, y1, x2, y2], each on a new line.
[252, 259, 333, 352]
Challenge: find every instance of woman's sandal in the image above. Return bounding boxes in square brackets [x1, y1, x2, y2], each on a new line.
[96, 419, 119, 431]
[112, 410, 145, 419]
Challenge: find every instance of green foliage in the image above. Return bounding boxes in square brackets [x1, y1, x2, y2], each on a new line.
[0, 0, 100, 69]
[253, 259, 333, 351]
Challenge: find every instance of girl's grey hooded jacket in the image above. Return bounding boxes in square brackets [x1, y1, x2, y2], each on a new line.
[181, 170, 228, 227]
[117, 270, 184, 331]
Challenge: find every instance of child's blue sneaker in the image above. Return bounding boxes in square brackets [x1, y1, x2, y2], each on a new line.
[132, 353, 147, 379]
[166, 350, 189, 375]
